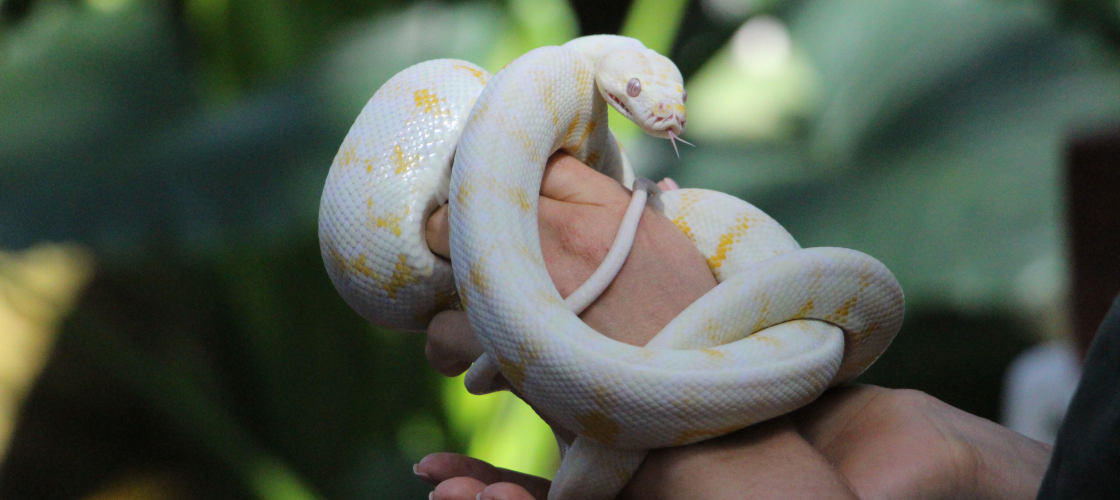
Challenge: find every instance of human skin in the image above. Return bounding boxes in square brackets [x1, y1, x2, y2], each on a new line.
[418, 154, 1052, 499]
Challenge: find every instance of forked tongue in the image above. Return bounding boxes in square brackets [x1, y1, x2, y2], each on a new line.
[667, 130, 694, 158]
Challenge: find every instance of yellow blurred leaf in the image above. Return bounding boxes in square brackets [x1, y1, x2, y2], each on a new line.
[0, 243, 94, 462]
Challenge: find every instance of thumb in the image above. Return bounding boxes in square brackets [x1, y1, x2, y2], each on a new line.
[540, 153, 630, 206]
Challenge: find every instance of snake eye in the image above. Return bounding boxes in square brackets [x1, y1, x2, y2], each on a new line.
[682, 90, 687, 102]
[627, 78, 641, 98]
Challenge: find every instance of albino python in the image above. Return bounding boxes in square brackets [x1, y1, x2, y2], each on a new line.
[319, 35, 904, 499]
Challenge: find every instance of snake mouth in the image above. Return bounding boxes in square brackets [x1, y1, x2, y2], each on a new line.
[647, 113, 685, 139]
[606, 92, 633, 118]
[606, 92, 685, 139]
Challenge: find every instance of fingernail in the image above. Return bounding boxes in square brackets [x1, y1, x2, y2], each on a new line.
[429, 492, 434, 500]
[413, 463, 431, 481]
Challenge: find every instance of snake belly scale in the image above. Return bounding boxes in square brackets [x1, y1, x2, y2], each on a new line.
[319, 35, 904, 499]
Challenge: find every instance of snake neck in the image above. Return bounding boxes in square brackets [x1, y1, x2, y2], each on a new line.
[561, 83, 616, 172]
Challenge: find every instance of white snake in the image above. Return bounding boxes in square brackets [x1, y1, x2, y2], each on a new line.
[319, 35, 904, 499]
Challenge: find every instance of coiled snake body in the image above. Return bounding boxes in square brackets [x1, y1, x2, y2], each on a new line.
[319, 35, 904, 499]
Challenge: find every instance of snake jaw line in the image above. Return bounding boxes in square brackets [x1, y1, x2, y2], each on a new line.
[606, 92, 633, 118]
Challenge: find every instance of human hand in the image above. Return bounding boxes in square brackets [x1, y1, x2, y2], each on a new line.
[416, 385, 1052, 499]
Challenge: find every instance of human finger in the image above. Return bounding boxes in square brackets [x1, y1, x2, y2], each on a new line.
[477, 482, 540, 500]
[425, 310, 482, 376]
[656, 177, 679, 191]
[430, 476, 487, 500]
[539, 153, 630, 205]
[426, 203, 451, 259]
[417, 453, 551, 499]
[429, 478, 536, 500]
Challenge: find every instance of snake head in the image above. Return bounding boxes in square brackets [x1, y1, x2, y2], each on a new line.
[595, 48, 688, 142]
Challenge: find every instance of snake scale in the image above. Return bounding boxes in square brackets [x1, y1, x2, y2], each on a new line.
[318, 35, 904, 499]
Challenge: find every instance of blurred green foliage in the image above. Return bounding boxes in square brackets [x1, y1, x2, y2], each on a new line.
[1, 0, 1118, 498]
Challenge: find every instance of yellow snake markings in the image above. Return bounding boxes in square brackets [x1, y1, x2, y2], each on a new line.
[670, 192, 705, 245]
[671, 216, 696, 242]
[584, 150, 601, 168]
[700, 348, 726, 359]
[512, 128, 542, 163]
[453, 64, 487, 85]
[497, 354, 527, 388]
[468, 257, 490, 299]
[455, 179, 473, 207]
[412, 88, 447, 115]
[750, 333, 780, 348]
[796, 298, 815, 318]
[350, 254, 376, 281]
[576, 410, 622, 446]
[506, 186, 532, 213]
[575, 119, 597, 151]
[391, 144, 420, 175]
[702, 318, 724, 344]
[826, 296, 859, 323]
[383, 254, 418, 298]
[497, 340, 543, 391]
[568, 381, 627, 446]
[574, 65, 592, 91]
[706, 216, 751, 271]
[320, 233, 348, 278]
[347, 253, 418, 299]
[334, 145, 357, 167]
[368, 205, 407, 238]
[563, 112, 581, 146]
[750, 292, 772, 331]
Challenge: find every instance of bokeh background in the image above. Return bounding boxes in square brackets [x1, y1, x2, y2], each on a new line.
[2, 0, 1119, 498]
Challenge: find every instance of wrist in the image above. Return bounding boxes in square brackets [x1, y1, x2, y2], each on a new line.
[959, 415, 1052, 498]
[882, 388, 1051, 498]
